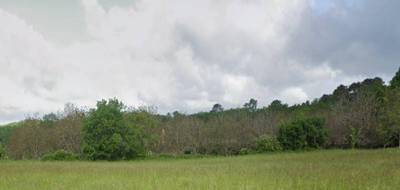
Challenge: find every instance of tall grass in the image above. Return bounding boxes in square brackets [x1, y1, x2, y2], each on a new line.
[0, 149, 399, 190]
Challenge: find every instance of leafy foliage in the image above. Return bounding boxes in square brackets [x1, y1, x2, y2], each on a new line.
[278, 117, 327, 150]
[239, 148, 251, 155]
[255, 135, 282, 152]
[244, 98, 258, 112]
[0, 122, 22, 146]
[210, 104, 224, 113]
[0, 144, 7, 160]
[390, 68, 400, 89]
[82, 99, 146, 160]
[349, 127, 361, 149]
[380, 88, 400, 147]
[41, 150, 79, 161]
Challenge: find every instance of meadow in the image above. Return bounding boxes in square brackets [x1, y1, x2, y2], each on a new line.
[0, 149, 399, 190]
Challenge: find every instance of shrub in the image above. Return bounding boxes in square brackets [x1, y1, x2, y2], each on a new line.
[41, 150, 79, 161]
[239, 148, 251, 155]
[0, 144, 7, 160]
[183, 148, 194, 155]
[255, 135, 282, 152]
[278, 117, 327, 150]
[349, 127, 361, 149]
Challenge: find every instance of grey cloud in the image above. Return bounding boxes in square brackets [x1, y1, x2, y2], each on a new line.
[286, 0, 400, 76]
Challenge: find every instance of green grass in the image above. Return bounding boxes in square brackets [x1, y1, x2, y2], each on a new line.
[0, 149, 399, 190]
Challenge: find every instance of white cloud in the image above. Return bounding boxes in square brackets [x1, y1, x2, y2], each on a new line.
[280, 87, 309, 105]
[0, 0, 398, 123]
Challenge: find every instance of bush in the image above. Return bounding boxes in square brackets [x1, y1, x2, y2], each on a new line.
[0, 144, 7, 160]
[255, 135, 282, 152]
[41, 150, 79, 161]
[349, 127, 361, 149]
[239, 148, 251, 155]
[183, 148, 194, 155]
[278, 117, 327, 150]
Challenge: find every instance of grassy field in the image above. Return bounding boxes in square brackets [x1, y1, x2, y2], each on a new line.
[0, 149, 399, 190]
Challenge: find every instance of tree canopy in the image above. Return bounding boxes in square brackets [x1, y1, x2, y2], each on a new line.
[82, 99, 144, 160]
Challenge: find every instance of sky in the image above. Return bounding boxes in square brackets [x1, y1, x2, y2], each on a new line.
[0, 0, 399, 124]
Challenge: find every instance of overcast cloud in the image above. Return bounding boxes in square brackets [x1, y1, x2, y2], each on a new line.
[0, 0, 399, 123]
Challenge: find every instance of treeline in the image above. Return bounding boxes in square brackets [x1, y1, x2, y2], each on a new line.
[1, 68, 400, 160]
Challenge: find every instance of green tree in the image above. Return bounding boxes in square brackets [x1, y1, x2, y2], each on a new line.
[124, 109, 158, 155]
[244, 98, 258, 112]
[41, 113, 59, 127]
[210, 104, 224, 113]
[378, 68, 400, 148]
[381, 88, 400, 148]
[278, 117, 327, 150]
[390, 67, 400, 89]
[82, 99, 144, 160]
[268, 100, 288, 112]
